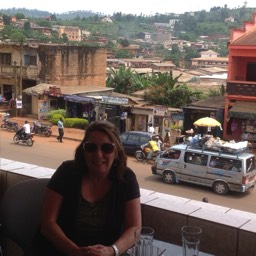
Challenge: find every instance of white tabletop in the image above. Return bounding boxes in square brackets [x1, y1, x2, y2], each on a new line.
[153, 240, 213, 256]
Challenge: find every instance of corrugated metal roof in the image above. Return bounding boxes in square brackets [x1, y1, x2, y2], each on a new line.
[23, 83, 113, 96]
[185, 96, 225, 109]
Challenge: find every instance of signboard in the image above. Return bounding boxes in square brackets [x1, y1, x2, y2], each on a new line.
[171, 112, 184, 120]
[153, 106, 168, 116]
[101, 96, 128, 105]
[16, 100, 22, 109]
[38, 100, 49, 119]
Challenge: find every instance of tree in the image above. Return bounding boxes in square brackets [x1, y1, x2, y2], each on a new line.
[10, 30, 27, 42]
[120, 38, 129, 47]
[144, 72, 201, 108]
[115, 49, 131, 58]
[50, 14, 57, 21]
[3, 15, 11, 25]
[24, 21, 31, 31]
[61, 33, 69, 43]
[106, 66, 137, 94]
[15, 13, 25, 20]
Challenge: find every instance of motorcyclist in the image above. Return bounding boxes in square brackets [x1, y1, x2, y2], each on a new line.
[22, 120, 31, 139]
[145, 137, 160, 164]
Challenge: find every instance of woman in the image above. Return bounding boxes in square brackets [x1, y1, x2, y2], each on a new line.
[33, 121, 141, 256]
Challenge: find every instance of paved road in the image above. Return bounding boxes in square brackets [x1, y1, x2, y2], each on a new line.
[1, 129, 256, 214]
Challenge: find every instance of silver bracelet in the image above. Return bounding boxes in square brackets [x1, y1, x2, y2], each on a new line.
[111, 244, 120, 256]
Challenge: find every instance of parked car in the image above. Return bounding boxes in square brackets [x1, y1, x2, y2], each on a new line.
[152, 143, 256, 195]
[120, 131, 163, 155]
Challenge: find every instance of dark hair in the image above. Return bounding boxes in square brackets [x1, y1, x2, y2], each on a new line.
[74, 121, 127, 180]
[202, 197, 209, 203]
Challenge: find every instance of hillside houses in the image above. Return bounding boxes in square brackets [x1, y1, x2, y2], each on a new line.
[191, 50, 228, 69]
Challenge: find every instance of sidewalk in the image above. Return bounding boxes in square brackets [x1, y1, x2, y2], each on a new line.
[11, 116, 84, 141]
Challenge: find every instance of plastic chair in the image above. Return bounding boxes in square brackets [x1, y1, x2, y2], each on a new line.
[0, 178, 50, 256]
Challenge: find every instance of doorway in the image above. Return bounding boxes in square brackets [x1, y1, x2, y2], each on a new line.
[246, 62, 256, 81]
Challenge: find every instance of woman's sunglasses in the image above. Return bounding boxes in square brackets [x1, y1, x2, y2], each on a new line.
[83, 142, 115, 154]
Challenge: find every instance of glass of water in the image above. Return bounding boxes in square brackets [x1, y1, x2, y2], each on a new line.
[182, 225, 202, 256]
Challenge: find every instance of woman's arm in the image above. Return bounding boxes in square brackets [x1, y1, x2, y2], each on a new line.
[40, 188, 85, 256]
[113, 197, 142, 254]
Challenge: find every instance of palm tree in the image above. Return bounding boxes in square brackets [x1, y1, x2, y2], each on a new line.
[144, 71, 201, 108]
[106, 66, 137, 94]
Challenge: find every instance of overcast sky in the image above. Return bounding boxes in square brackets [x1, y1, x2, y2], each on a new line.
[1, 0, 255, 15]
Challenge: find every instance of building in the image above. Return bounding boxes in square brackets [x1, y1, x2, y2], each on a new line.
[191, 50, 228, 69]
[0, 16, 4, 31]
[0, 42, 107, 118]
[52, 25, 81, 42]
[137, 32, 152, 41]
[223, 12, 256, 146]
[150, 62, 175, 73]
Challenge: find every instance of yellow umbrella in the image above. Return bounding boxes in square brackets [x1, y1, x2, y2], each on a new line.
[193, 117, 221, 127]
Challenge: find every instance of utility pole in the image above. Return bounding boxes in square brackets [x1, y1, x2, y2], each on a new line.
[13, 61, 18, 117]
[15, 42, 23, 117]
[18, 42, 23, 117]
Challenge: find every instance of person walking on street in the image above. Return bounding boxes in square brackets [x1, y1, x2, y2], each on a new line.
[148, 123, 155, 134]
[57, 117, 64, 143]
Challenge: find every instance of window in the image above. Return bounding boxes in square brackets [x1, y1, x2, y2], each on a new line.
[140, 136, 150, 144]
[127, 134, 140, 144]
[209, 156, 242, 172]
[0, 53, 11, 65]
[246, 157, 255, 173]
[162, 149, 181, 159]
[185, 152, 208, 166]
[24, 55, 37, 66]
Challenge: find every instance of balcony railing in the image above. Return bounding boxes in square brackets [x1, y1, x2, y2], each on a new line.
[0, 65, 39, 80]
[227, 81, 256, 96]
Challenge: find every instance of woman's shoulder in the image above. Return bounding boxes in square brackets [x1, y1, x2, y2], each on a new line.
[54, 160, 80, 177]
[49, 160, 81, 190]
[59, 160, 76, 169]
[123, 167, 138, 181]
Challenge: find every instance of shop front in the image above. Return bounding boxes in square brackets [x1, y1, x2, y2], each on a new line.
[227, 100, 256, 147]
[64, 95, 98, 123]
[99, 96, 131, 133]
[131, 105, 182, 138]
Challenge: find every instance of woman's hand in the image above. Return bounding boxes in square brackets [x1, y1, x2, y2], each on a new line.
[80, 244, 114, 256]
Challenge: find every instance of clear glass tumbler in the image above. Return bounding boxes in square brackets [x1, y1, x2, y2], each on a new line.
[134, 226, 155, 256]
[182, 225, 202, 256]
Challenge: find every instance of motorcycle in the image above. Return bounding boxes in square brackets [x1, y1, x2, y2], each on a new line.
[135, 143, 162, 163]
[30, 120, 52, 137]
[13, 128, 34, 146]
[1, 113, 19, 132]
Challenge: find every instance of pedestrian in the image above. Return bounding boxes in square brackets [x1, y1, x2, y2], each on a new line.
[57, 117, 64, 143]
[32, 120, 141, 256]
[148, 123, 155, 134]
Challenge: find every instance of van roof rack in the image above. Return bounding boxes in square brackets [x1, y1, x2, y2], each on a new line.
[185, 143, 250, 157]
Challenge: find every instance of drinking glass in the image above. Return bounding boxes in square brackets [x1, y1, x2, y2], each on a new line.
[134, 226, 154, 256]
[182, 225, 202, 256]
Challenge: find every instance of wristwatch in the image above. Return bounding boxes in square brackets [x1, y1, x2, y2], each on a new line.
[111, 244, 120, 256]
